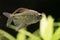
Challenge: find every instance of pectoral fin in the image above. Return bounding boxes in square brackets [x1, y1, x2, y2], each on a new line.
[13, 19, 21, 26]
[13, 19, 27, 31]
[16, 23, 27, 31]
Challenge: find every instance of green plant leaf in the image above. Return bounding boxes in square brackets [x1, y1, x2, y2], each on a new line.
[33, 29, 41, 38]
[16, 31, 26, 40]
[52, 27, 60, 40]
[54, 22, 60, 27]
[40, 13, 54, 40]
[17, 29, 41, 40]
[0, 29, 16, 40]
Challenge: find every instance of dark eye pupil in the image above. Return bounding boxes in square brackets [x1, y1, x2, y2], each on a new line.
[38, 15, 42, 18]
[37, 15, 42, 20]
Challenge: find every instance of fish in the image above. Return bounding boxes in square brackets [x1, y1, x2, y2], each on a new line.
[3, 8, 42, 31]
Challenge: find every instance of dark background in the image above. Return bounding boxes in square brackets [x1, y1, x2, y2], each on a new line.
[0, 0, 60, 37]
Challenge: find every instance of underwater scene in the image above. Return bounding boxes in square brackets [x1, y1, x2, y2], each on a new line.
[0, 0, 60, 40]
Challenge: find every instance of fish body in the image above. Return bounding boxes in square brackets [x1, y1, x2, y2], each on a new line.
[3, 8, 42, 31]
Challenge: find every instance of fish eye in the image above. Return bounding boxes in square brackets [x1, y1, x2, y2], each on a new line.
[37, 14, 42, 20]
[38, 14, 42, 18]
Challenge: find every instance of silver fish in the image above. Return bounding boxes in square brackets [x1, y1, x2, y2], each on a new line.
[3, 8, 42, 31]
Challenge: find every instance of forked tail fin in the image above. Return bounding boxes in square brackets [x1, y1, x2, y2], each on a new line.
[3, 12, 13, 27]
[3, 12, 11, 18]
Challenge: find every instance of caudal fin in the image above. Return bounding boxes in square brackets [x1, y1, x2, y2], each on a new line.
[3, 12, 11, 18]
